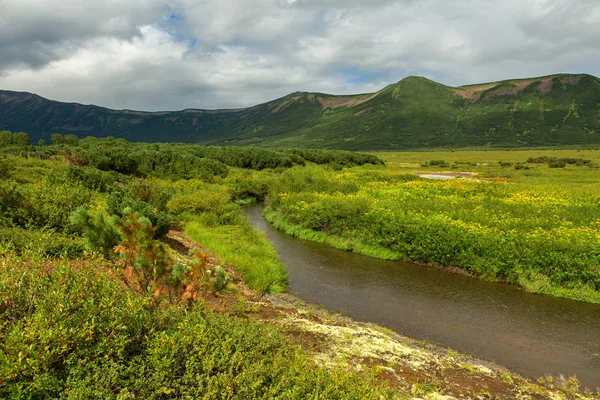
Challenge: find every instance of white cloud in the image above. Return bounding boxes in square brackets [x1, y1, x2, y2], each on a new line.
[0, 0, 599, 110]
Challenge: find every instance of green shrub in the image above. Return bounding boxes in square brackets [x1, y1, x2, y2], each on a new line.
[0, 156, 15, 179]
[429, 159, 446, 166]
[12, 132, 31, 146]
[168, 187, 231, 214]
[549, 161, 567, 168]
[107, 183, 171, 238]
[71, 207, 121, 256]
[0, 131, 13, 147]
[0, 262, 152, 399]
[0, 227, 84, 258]
[66, 166, 120, 192]
[27, 181, 93, 233]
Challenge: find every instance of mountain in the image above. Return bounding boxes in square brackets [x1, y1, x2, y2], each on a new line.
[1, 73, 599, 149]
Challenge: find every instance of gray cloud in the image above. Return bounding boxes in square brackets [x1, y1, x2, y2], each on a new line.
[0, 0, 598, 110]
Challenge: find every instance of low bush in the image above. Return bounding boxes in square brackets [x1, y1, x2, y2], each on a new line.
[0, 262, 389, 398]
[0, 227, 84, 258]
[107, 183, 171, 238]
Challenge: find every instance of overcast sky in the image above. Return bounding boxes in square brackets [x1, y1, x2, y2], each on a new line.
[1, 0, 599, 111]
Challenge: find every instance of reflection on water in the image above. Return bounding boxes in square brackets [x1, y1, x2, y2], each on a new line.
[245, 205, 600, 390]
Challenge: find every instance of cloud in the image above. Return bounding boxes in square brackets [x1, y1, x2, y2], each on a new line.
[0, 0, 599, 110]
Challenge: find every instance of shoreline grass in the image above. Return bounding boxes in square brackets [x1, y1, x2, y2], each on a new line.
[184, 215, 288, 294]
[264, 208, 600, 304]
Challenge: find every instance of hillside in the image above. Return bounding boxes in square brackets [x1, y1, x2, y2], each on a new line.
[1, 73, 599, 149]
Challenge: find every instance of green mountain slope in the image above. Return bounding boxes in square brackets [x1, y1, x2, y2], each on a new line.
[1, 73, 599, 149]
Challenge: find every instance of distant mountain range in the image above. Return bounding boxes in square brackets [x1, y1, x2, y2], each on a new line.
[1, 73, 599, 149]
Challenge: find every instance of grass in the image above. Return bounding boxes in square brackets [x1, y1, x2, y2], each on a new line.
[184, 216, 288, 294]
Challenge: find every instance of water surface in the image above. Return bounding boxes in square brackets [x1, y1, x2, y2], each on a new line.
[245, 205, 600, 389]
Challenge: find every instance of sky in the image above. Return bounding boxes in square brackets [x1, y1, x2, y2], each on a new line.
[0, 0, 599, 111]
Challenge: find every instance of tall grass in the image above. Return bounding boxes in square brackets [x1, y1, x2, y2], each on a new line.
[185, 218, 288, 294]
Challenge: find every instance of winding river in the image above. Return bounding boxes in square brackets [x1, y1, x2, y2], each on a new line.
[245, 205, 600, 390]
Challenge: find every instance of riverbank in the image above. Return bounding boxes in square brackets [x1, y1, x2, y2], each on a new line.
[265, 160, 600, 304]
[263, 207, 600, 304]
[168, 228, 598, 399]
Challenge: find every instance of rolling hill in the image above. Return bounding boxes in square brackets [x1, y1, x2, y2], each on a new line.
[1, 73, 599, 149]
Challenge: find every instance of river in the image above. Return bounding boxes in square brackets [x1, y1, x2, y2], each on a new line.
[245, 204, 600, 390]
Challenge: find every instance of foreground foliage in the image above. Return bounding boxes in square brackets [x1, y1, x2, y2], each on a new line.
[0, 261, 391, 399]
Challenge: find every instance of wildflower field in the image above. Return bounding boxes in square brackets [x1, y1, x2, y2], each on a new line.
[265, 149, 600, 303]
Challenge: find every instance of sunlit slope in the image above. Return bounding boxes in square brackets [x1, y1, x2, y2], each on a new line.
[1, 73, 599, 149]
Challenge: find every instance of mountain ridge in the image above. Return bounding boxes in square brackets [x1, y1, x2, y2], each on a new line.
[1, 73, 599, 149]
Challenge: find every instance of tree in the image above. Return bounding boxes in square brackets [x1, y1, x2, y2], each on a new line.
[0, 131, 13, 147]
[38, 139, 46, 146]
[64, 134, 79, 146]
[70, 207, 121, 256]
[51, 133, 64, 145]
[12, 132, 31, 146]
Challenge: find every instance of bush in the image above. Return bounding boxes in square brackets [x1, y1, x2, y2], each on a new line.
[106, 182, 171, 238]
[168, 187, 231, 215]
[0, 131, 13, 147]
[0, 227, 84, 258]
[429, 159, 446, 166]
[0, 156, 15, 179]
[0, 182, 27, 227]
[71, 207, 121, 256]
[66, 166, 120, 192]
[114, 212, 174, 296]
[0, 258, 389, 398]
[27, 181, 93, 233]
[12, 132, 31, 146]
[549, 161, 567, 168]
[0, 262, 153, 399]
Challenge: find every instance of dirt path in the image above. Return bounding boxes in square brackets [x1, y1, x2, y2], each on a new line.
[164, 229, 596, 399]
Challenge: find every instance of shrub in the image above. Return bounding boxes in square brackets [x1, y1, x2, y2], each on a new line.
[12, 132, 31, 146]
[26, 181, 93, 232]
[107, 183, 171, 238]
[114, 212, 173, 296]
[0, 226, 84, 258]
[0, 262, 152, 399]
[71, 207, 121, 256]
[168, 187, 231, 215]
[0, 156, 15, 179]
[429, 159, 446, 166]
[548, 161, 566, 168]
[66, 166, 120, 192]
[0, 182, 27, 226]
[0, 130, 13, 147]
